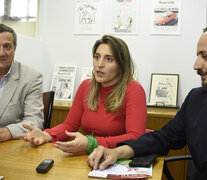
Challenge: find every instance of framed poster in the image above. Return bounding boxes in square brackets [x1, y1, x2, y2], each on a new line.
[149, 73, 179, 107]
[74, 0, 102, 34]
[50, 65, 77, 101]
[111, 0, 139, 35]
[151, 0, 182, 35]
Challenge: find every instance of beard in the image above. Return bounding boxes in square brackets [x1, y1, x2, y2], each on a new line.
[201, 81, 207, 90]
[197, 70, 207, 90]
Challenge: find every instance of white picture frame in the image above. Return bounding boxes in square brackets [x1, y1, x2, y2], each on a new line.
[50, 65, 77, 101]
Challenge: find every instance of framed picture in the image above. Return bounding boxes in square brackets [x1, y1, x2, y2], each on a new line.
[50, 65, 77, 102]
[149, 73, 179, 107]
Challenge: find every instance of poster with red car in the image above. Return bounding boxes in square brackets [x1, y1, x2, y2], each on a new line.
[151, 0, 182, 35]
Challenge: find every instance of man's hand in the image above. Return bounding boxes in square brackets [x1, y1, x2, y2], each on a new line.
[87, 146, 118, 170]
[87, 145, 135, 170]
[18, 124, 52, 146]
[0, 128, 12, 142]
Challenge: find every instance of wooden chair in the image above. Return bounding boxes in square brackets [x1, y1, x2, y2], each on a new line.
[43, 91, 55, 129]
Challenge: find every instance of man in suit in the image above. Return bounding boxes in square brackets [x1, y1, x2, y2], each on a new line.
[87, 27, 207, 180]
[0, 23, 44, 142]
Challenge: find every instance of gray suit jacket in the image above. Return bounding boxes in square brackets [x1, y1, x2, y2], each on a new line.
[0, 61, 44, 138]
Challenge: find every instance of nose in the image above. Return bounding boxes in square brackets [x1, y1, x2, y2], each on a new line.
[193, 55, 203, 70]
[0, 46, 6, 56]
[98, 58, 105, 67]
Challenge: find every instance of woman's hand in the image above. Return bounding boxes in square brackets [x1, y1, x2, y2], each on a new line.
[18, 124, 52, 146]
[53, 131, 88, 155]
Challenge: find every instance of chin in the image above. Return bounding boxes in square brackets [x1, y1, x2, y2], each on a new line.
[95, 77, 103, 83]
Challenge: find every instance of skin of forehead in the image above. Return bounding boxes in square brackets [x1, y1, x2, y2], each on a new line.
[197, 32, 207, 52]
[0, 32, 14, 47]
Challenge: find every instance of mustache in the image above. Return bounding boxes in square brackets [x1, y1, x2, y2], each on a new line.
[197, 70, 207, 76]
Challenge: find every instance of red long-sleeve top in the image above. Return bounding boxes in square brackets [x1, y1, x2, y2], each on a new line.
[45, 79, 147, 148]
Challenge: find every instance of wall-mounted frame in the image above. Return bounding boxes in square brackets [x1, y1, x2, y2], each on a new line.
[50, 65, 77, 102]
[149, 73, 179, 107]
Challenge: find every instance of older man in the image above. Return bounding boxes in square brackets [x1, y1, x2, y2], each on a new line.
[88, 27, 207, 180]
[0, 24, 44, 142]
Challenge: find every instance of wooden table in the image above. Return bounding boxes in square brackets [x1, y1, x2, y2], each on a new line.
[51, 103, 186, 180]
[0, 140, 164, 180]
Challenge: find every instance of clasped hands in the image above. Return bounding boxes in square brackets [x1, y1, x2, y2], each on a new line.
[18, 124, 88, 155]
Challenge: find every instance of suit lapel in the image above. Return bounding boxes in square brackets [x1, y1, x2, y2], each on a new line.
[0, 61, 20, 118]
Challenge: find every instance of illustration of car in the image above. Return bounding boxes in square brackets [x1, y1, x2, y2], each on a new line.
[155, 11, 177, 26]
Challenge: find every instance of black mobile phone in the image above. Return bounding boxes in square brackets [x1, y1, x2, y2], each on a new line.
[36, 159, 54, 173]
[129, 154, 159, 167]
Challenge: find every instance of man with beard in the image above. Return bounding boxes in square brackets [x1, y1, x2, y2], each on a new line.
[87, 27, 207, 180]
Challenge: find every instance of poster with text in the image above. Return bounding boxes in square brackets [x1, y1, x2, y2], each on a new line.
[151, 0, 182, 35]
[74, 0, 102, 34]
[50, 65, 77, 101]
[112, 0, 139, 35]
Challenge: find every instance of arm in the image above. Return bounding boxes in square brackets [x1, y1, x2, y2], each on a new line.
[7, 70, 44, 138]
[117, 99, 187, 157]
[0, 128, 12, 142]
[44, 80, 88, 142]
[95, 82, 147, 148]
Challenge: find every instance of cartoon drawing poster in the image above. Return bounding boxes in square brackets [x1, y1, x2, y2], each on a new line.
[112, 0, 139, 35]
[74, 0, 102, 34]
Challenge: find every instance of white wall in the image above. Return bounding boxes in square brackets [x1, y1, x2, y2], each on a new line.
[14, 0, 206, 107]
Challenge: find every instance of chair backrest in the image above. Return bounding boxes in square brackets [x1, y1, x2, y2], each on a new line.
[163, 155, 193, 180]
[43, 91, 55, 129]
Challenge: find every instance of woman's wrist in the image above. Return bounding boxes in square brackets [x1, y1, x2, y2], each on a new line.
[86, 134, 99, 154]
[43, 131, 52, 142]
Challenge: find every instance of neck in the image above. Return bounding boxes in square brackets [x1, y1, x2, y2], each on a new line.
[0, 68, 9, 80]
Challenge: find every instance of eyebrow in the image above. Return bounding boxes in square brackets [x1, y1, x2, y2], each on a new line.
[94, 53, 114, 57]
[105, 54, 114, 57]
[197, 50, 207, 55]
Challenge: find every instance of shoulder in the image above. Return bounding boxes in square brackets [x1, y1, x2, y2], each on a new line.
[191, 87, 204, 93]
[11, 61, 42, 83]
[79, 79, 91, 87]
[14, 61, 42, 77]
[21, 63, 42, 76]
[186, 87, 206, 99]
[180, 87, 206, 109]
[77, 79, 91, 91]
[126, 81, 145, 93]
[179, 87, 207, 114]
[124, 81, 146, 100]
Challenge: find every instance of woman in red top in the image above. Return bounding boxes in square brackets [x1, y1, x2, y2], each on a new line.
[18, 35, 147, 155]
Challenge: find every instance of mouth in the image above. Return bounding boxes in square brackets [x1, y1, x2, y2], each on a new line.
[96, 71, 104, 77]
[0, 58, 6, 61]
[197, 70, 207, 76]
